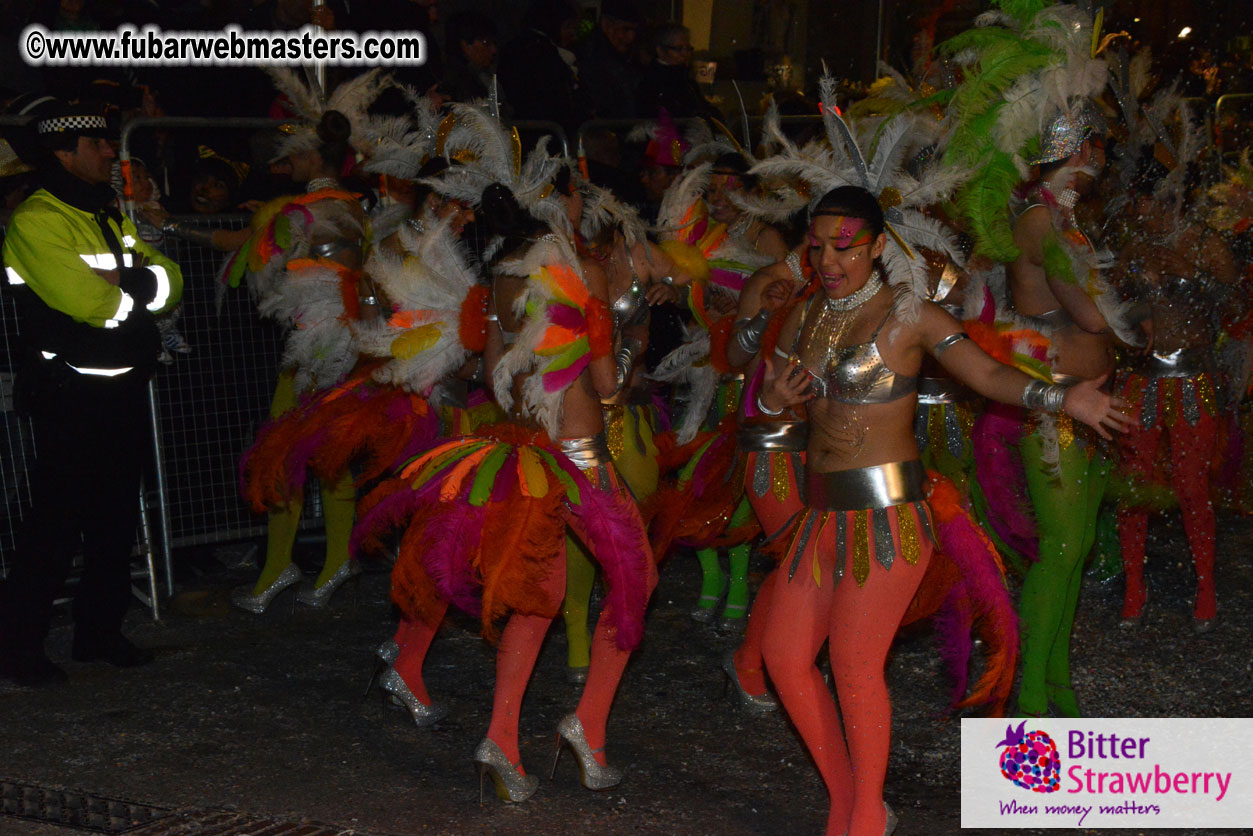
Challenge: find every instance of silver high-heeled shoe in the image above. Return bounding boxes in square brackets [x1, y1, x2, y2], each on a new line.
[473, 738, 538, 803]
[717, 602, 748, 634]
[364, 639, 400, 697]
[690, 577, 726, 624]
[296, 561, 361, 607]
[378, 667, 448, 727]
[376, 639, 400, 666]
[551, 713, 623, 790]
[230, 564, 302, 614]
[883, 801, 898, 836]
[721, 650, 777, 714]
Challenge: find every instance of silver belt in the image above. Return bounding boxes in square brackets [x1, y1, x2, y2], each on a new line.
[736, 421, 808, 452]
[916, 376, 975, 405]
[310, 237, 358, 259]
[1135, 347, 1213, 379]
[806, 460, 927, 511]
[559, 433, 611, 470]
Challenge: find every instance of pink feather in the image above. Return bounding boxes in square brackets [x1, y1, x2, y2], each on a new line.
[562, 469, 653, 651]
[543, 359, 588, 393]
[933, 508, 1019, 713]
[972, 408, 1038, 563]
[546, 303, 586, 330]
[931, 584, 975, 706]
[419, 501, 487, 616]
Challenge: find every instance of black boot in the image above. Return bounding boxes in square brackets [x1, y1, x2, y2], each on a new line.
[0, 649, 68, 686]
[71, 633, 154, 667]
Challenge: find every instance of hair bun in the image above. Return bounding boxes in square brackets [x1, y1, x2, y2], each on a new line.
[479, 182, 525, 236]
[317, 109, 352, 145]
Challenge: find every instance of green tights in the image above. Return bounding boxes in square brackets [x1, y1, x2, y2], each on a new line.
[1017, 431, 1109, 717]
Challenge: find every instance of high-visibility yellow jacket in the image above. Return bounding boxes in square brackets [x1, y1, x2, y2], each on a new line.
[3, 188, 183, 377]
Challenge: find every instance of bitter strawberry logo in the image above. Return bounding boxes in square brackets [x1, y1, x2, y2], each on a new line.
[996, 721, 1061, 793]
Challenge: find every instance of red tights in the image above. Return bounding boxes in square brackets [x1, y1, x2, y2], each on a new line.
[762, 523, 932, 836]
[389, 533, 658, 774]
[1117, 409, 1217, 619]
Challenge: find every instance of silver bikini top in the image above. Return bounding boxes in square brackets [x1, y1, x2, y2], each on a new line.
[791, 296, 917, 404]
[610, 256, 648, 330]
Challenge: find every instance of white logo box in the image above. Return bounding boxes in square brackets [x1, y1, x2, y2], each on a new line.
[960, 718, 1253, 828]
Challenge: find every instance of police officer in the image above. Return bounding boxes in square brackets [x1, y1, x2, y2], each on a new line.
[0, 100, 183, 686]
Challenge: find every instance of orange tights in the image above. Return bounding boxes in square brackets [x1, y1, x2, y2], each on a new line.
[761, 523, 932, 836]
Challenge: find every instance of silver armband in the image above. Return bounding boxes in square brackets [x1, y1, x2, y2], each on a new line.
[733, 309, 771, 356]
[932, 332, 970, 358]
[1021, 379, 1067, 413]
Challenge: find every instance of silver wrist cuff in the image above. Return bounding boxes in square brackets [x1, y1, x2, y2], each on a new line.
[756, 392, 784, 416]
[734, 309, 771, 356]
[1021, 379, 1066, 413]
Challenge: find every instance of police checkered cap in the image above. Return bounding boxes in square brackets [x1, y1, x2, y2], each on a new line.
[37, 114, 108, 134]
[33, 101, 110, 138]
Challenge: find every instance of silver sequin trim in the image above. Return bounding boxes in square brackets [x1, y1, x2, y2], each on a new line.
[1181, 378, 1200, 427]
[788, 511, 817, 581]
[872, 507, 894, 572]
[1141, 380, 1158, 430]
[752, 452, 771, 498]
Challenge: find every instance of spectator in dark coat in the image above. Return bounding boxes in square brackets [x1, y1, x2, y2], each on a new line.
[637, 23, 721, 120]
[496, 0, 587, 136]
[443, 11, 501, 105]
[575, 0, 644, 119]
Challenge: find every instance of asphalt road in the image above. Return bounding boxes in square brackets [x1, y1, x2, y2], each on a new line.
[1, 510, 1249, 836]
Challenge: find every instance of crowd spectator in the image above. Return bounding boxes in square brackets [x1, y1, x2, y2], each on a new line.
[182, 147, 248, 215]
[637, 23, 722, 120]
[576, 0, 645, 119]
[496, 0, 588, 137]
[442, 11, 501, 106]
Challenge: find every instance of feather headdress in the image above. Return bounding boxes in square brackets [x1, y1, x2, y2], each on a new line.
[579, 177, 647, 248]
[360, 86, 444, 180]
[936, 0, 1111, 262]
[266, 67, 393, 161]
[1106, 50, 1209, 237]
[424, 102, 571, 237]
[733, 73, 969, 321]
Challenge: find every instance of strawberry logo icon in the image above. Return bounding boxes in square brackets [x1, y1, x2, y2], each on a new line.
[995, 721, 1061, 793]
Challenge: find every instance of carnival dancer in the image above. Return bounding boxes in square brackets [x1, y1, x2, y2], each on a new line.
[937, 1, 1145, 718]
[1112, 159, 1238, 629]
[711, 97, 1018, 717]
[650, 151, 780, 629]
[230, 69, 391, 612]
[758, 184, 1129, 836]
[351, 106, 655, 800]
[716, 236, 814, 710]
[1204, 150, 1253, 512]
[559, 180, 687, 682]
